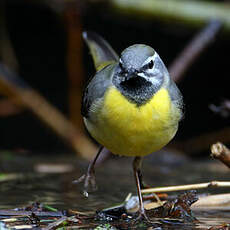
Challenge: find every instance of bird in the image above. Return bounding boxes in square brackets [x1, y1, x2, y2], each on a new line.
[75, 31, 183, 221]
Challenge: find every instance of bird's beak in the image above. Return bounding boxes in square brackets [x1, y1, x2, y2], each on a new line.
[124, 70, 139, 81]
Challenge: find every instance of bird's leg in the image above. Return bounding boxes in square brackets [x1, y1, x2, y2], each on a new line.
[137, 167, 162, 204]
[133, 156, 149, 222]
[73, 146, 103, 197]
[137, 167, 145, 189]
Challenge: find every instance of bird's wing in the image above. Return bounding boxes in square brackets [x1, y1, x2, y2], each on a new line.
[83, 31, 119, 72]
[81, 64, 116, 118]
[168, 78, 184, 120]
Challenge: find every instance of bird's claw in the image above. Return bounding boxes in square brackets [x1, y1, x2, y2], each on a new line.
[73, 173, 97, 197]
[72, 174, 86, 184]
[133, 209, 152, 223]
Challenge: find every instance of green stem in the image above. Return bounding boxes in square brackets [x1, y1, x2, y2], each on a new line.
[110, 0, 230, 32]
[43, 204, 58, 212]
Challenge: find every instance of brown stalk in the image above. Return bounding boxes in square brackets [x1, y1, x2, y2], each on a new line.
[0, 63, 97, 160]
[141, 181, 230, 194]
[64, 3, 85, 131]
[169, 20, 222, 83]
[211, 142, 230, 168]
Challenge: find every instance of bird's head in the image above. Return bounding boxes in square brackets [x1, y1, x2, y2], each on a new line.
[113, 44, 168, 105]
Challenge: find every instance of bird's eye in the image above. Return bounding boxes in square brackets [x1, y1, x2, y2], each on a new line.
[148, 60, 154, 69]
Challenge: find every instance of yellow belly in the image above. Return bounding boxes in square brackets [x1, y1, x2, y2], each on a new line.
[85, 87, 181, 156]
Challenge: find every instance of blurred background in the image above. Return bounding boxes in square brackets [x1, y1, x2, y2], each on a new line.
[0, 0, 230, 159]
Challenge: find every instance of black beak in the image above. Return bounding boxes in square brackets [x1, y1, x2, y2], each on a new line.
[123, 70, 139, 81]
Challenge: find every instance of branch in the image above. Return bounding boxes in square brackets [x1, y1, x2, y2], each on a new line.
[141, 181, 230, 194]
[169, 20, 222, 82]
[0, 63, 97, 160]
[211, 142, 230, 168]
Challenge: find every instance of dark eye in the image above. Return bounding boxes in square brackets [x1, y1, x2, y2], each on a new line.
[148, 60, 154, 69]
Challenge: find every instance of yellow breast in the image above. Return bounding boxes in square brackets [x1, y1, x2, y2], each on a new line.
[85, 86, 181, 156]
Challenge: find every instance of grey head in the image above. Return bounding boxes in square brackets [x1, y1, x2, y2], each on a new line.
[113, 44, 169, 106]
[120, 44, 155, 71]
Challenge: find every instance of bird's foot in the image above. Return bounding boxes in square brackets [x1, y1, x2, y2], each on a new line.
[73, 172, 97, 197]
[133, 209, 152, 223]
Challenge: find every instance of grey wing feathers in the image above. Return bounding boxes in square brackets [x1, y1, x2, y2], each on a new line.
[83, 31, 119, 70]
[81, 64, 115, 118]
[168, 79, 184, 117]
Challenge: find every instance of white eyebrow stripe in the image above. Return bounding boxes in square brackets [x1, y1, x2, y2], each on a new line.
[142, 52, 157, 66]
[138, 71, 161, 85]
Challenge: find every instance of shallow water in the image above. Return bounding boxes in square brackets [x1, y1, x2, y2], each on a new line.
[0, 150, 230, 229]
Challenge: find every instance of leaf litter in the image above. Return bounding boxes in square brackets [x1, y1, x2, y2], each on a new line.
[0, 190, 214, 229]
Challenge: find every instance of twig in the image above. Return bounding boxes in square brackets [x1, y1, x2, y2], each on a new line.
[141, 181, 230, 194]
[0, 63, 97, 160]
[211, 142, 230, 168]
[42, 216, 68, 230]
[0, 210, 64, 217]
[169, 20, 222, 82]
[110, 0, 230, 32]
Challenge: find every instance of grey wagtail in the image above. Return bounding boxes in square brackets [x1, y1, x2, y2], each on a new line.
[75, 31, 183, 220]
